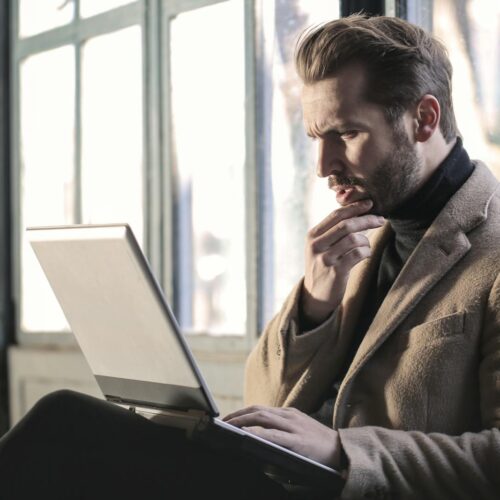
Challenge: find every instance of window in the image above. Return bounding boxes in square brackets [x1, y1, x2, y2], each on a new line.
[13, 1, 145, 343]
[169, 0, 247, 335]
[13, 1, 341, 348]
[418, 0, 500, 175]
[261, 0, 341, 324]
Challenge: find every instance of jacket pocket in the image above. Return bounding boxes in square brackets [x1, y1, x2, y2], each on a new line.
[397, 311, 466, 350]
[384, 311, 471, 431]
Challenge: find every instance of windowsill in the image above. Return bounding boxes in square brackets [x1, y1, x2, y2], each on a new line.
[16, 328, 255, 358]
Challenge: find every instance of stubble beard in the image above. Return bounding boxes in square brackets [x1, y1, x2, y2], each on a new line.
[366, 125, 423, 217]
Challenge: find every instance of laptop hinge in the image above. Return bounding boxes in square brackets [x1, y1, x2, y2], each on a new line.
[116, 403, 210, 437]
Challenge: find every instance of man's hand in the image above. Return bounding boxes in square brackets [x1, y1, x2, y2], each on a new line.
[223, 405, 342, 469]
[301, 199, 385, 326]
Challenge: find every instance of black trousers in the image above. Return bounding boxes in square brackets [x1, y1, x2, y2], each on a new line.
[0, 390, 299, 500]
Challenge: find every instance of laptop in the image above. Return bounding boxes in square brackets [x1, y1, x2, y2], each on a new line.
[27, 223, 344, 493]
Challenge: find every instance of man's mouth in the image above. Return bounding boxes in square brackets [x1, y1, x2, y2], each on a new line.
[334, 186, 357, 205]
[330, 184, 354, 194]
[327, 176, 371, 206]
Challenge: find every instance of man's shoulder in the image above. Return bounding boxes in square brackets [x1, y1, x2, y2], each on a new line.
[471, 161, 500, 220]
[468, 160, 500, 191]
[458, 163, 500, 262]
[448, 160, 500, 229]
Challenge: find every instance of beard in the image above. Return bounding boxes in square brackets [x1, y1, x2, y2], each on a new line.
[329, 122, 423, 217]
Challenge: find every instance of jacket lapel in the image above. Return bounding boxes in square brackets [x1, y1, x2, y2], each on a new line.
[334, 161, 498, 422]
[348, 227, 470, 373]
[335, 224, 393, 349]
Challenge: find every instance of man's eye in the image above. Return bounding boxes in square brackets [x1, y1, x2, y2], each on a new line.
[340, 130, 358, 139]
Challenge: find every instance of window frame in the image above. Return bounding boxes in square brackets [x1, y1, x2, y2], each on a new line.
[11, 0, 260, 355]
[160, 0, 259, 353]
[12, 0, 372, 355]
[11, 0, 150, 347]
[0, 0, 12, 435]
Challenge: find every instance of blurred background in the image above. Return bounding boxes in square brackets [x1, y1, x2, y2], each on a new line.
[0, 0, 499, 436]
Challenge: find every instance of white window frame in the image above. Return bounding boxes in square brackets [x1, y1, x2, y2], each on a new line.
[11, 0, 260, 356]
[11, 0, 151, 346]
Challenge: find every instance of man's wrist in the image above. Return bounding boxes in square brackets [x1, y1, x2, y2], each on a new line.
[339, 442, 349, 479]
[299, 287, 335, 331]
[332, 430, 349, 481]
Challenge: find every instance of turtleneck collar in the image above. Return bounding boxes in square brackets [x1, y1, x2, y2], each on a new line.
[389, 137, 474, 228]
[385, 137, 474, 263]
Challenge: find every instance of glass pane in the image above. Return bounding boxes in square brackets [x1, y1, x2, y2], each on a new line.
[19, 0, 74, 38]
[266, 1, 341, 322]
[171, 0, 246, 335]
[20, 46, 75, 332]
[80, 0, 136, 18]
[432, 0, 500, 175]
[81, 26, 144, 244]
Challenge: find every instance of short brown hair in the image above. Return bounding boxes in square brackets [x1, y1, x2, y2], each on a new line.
[295, 14, 458, 142]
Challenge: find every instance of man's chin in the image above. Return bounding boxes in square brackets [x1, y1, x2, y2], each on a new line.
[337, 191, 371, 207]
[364, 198, 387, 217]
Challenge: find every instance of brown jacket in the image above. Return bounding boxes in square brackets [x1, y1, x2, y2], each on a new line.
[245, 162, 500, 499]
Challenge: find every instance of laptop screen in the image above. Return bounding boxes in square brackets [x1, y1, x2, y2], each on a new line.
[28, 224, 219, 415]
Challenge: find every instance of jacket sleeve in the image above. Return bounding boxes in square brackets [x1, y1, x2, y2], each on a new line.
[338, 427, 500, 499]
[338, 272, 500, 500]
[244, 279, 340, 408]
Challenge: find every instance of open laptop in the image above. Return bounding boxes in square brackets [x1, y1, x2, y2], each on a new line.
[27, 223, 344, 493]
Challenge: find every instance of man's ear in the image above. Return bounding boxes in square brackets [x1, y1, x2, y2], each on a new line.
[413, 94, 441, 142]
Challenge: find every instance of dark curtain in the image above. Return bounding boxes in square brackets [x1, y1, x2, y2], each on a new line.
[341, 0, 385, 16]
[0, 0, 12, 437]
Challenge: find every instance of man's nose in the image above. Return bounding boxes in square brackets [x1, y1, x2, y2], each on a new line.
[316, 138, 342, 178]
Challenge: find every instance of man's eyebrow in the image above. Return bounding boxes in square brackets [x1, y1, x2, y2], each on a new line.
[306, 126, 340, 138]
[306, 122, 364, 138]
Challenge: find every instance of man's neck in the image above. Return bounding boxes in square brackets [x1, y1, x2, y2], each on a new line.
[418, 134, 458, 187]
[389, 136, 472, 223]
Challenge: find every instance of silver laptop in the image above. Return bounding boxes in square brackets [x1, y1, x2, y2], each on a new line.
[27, 223, 343, 492]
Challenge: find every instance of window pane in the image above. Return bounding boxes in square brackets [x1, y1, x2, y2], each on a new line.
[80, 0, 136, 18]
[171, 0, 246, 335]
[81, 26, 144, 244]
[266, 1, 341, 322]
[20, 46, 75, 332]
[19, 0, 74, 38]
[433, 0, 500, 175]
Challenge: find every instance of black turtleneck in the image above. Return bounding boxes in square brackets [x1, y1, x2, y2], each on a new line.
[310, 138, 474, 425]
[373, 137, 474, 313]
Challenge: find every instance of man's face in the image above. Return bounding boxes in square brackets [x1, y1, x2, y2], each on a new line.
[301, 64, 423, 216]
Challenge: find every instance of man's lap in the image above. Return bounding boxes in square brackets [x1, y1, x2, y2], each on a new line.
[0, 390, 291, 500]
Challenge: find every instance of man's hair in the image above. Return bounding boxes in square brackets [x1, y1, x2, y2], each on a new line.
[295, 14, 458, 142]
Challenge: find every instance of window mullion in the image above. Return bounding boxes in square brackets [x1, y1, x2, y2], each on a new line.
[144, 0, 163, 283]
[244, 0, 258, 346]
[160, 2, 174, 305]
[253, 0, 275, 335]
[14, 3, 143, 60]
[74, 41, 82, 224]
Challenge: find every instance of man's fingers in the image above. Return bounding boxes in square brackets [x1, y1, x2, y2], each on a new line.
[311, 214, 384, 253]
[226, 413, 294, 433]
[335, 245, 372, 269]
[241, 426, 295, 450]
[223, 405, 299, 422]
[320, 232, 370, 265]
[223, 405, 282, 421]
[309, 198, 373, 238]
[224, 407, 300, 432]
[223, 405, 265, 421]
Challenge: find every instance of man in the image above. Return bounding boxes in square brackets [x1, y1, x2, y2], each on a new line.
[1, 13, 499, 500]
[224, 14, 500, 499]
